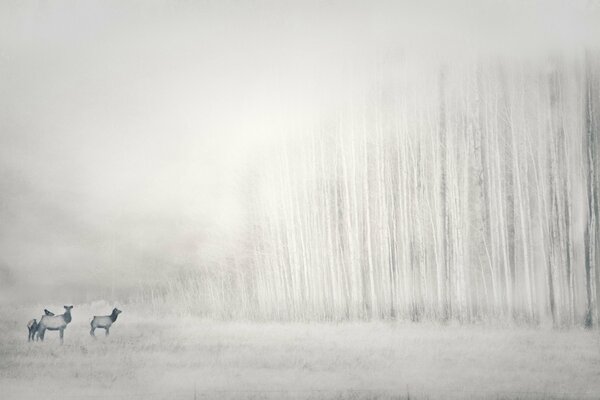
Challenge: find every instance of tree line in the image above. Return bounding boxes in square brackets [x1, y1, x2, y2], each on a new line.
[160, 52, 600, 327]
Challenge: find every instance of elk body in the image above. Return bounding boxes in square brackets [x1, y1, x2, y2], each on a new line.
[37, 305, 73, 344]
[90, 308, 122, 337]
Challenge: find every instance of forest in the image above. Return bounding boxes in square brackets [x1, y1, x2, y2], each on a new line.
[158, 51, 600, 327]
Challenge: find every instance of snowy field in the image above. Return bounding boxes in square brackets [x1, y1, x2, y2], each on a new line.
[1, 303, 599, 400]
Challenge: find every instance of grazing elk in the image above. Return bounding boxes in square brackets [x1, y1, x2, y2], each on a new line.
[90, 308, 122, 337]
[37, 305, 73, 344]
[27, 309, 57, 341]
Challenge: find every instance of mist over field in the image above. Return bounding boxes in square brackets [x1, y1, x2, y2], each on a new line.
[1, 0, 599, 309]
[2, 1, 600, 399]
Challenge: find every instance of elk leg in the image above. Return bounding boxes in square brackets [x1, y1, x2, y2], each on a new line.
[105, 327, 109, 336]
[59, 328, 64, 345]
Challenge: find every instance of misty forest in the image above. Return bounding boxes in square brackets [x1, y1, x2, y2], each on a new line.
[2, 1, 600, 399]
[164, 54, 600, 328]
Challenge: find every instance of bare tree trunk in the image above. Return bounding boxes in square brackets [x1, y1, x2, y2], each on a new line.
[584, 53, 598, 328]
[439, 67, 452, 320]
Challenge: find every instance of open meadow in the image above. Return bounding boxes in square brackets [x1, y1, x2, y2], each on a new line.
[1, 303, 600, 400]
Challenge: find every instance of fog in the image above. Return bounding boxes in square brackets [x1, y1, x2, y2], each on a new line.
[1, 0, 599, 305]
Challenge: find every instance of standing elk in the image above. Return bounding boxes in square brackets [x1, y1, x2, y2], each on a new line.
[27, 319, 38, 342]
[90, 308, 122, 337]
[37, 305, 73, 344]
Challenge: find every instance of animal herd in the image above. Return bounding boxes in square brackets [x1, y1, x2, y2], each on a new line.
[27, 306, 122, 344]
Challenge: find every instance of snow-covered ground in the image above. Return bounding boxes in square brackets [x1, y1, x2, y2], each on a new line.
[1, 302, 599, 399]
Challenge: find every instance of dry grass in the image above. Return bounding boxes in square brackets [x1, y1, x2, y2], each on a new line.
[1, 302, 599, 399]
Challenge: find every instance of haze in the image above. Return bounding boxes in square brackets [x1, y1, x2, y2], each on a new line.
[1, 0, 599, 304]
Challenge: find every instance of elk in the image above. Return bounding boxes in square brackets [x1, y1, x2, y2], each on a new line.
[27, 319, 38, 342]
[90, 308, 122, 337]
[27, 309, 56, 341]
[37, 305, 73, 344]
